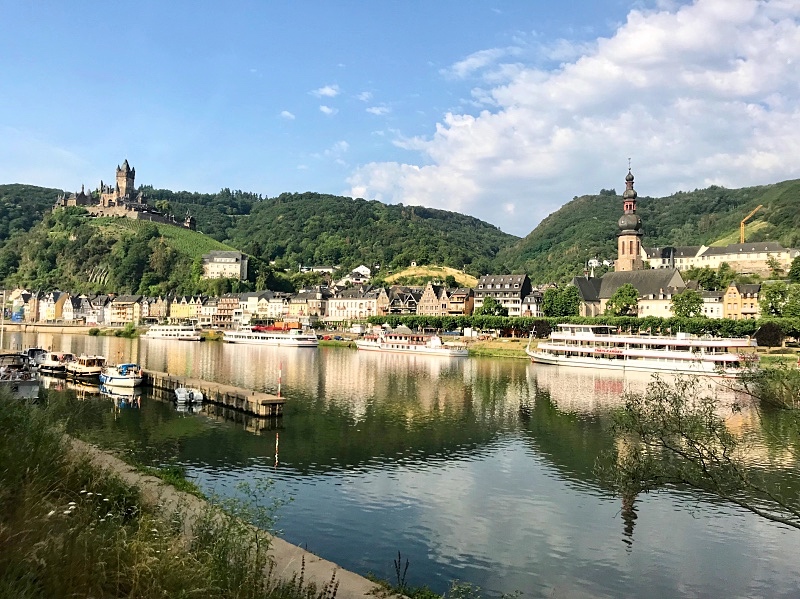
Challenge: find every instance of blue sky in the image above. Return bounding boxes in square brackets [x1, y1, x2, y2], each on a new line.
[2, 0, 799, 237]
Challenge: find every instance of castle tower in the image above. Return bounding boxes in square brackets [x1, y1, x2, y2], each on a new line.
[615, 166, 644, 272]
[116, 160, 135, 199]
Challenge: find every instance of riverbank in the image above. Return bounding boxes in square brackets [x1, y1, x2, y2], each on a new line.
[0, 394, 386, 599]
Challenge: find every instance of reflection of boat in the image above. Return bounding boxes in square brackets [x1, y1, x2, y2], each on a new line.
[144, 323, 203, 341]
[175, 402, 203, 413]
[101, 384, 142, 408]
[66, 380, 103, 400]
[526, 324, 757, 377]
[175, 387, 203, 404]
[39, 351, 76, 376]
[40, 374, 67, 391]
[223, 327, 319, 347]
[66, 355, 107, 382]
[355, 325, 468, 357]
[99, 363, 144, 387]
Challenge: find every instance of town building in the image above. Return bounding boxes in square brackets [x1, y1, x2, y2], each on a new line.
[474, 275, 532, 317]
[723, 282, 761, 320]
[202, 251, 249, 281]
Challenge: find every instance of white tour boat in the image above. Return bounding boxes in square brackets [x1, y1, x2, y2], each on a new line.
[65, 355, 107, 382]
[39, 351, 76, 376]
[355, 325, 469, 357]
[99, 362, 144, 387]
[526, 324, 758, 377]
[223, 326, 319, 347]
[144, 323, 203, 341]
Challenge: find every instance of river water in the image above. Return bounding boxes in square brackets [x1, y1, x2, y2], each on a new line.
[7, 331, 800, 598]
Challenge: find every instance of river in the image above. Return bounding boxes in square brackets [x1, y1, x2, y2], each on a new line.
[7, 331, 800, 598]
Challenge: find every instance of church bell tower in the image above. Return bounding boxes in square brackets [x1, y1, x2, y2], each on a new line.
[615, 164, 644, 272]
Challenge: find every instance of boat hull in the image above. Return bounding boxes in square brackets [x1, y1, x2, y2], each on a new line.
[223, 330, 319, 347]
[355, 340, 468, 357]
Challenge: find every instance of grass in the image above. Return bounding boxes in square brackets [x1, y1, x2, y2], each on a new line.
[0, 393, 341, 599]
[384, 265, 477, 287]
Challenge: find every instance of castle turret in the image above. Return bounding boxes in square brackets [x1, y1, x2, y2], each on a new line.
[615, 166, 644, 272]
[116, 159, 135, 199]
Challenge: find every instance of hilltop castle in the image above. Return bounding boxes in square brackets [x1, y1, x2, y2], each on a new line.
[54, 160, 195, 230]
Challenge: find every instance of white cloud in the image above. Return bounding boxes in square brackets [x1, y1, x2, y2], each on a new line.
[366, 105, 391, 116]
[312, 84, 340, 98]
[325, 141, 349, 157]
[356, 91, 373, 102]
[442, 48, 510, 79]
[348, 0, 800, 237]
[319, 105, 338, 116]
[279, 110, 295, 120]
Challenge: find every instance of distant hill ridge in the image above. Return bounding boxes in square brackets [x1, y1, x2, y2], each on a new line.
[497, 178, 800, 283]
[1, 177, 799, 291]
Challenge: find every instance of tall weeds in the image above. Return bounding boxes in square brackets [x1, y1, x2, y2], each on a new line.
[0, 393, 338, 599]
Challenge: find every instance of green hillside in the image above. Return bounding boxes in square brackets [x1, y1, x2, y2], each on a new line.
[499, 179, 800, 283]
[0, 209, 241, 295]
[0, 184, 64, 244]
[224, 192, 518, 275]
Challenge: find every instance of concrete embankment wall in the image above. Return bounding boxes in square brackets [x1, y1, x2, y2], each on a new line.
[69, 438, 386, 599]
[3, 323, 100, 335]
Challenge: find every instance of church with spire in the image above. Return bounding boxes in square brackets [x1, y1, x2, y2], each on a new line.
[570, 165, 685, 316]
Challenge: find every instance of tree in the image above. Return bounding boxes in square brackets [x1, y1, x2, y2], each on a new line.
[767, 255, 785, 278]
[782, 284, 800, 319]
[717, 263, 736, 289]
[444, 275, 457, 288]
[605, 283, 639, 316]
[759, 281, 789, 317]
[476, 296, 508, 317]
[542, 285, 580, 317]
[789, 256, 800, 284]
[671, 289, 704, 318]
[599, 374, 800, 530]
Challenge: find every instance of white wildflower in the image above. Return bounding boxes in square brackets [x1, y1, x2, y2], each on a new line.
[46, 509, 56, 517]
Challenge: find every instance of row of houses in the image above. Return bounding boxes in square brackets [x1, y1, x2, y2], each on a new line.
[5, 271, 768, 330]
[5, 282, 481, 328]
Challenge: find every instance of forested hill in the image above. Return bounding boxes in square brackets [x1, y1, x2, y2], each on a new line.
[498, 179, 800, 284]
[0, 184, 64, 244]
[224, 192, 517, 274]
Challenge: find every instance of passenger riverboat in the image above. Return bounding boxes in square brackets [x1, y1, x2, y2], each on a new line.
[65, 355, 107, 382]
[223, 326, 319, 347]
[0, 352, 39, 399]
[99, 362, 144, 387]
[144, 323, 203, 341]
[526, 324, 758, 377]
[355, 325, 468, 357]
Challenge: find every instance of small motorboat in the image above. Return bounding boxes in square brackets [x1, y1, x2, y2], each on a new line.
[99, 363, 144, 387]
[39, 352, 76, 376]
[174, 387, 203, 404]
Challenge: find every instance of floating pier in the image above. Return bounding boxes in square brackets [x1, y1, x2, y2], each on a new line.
[143, 370, 285, 417]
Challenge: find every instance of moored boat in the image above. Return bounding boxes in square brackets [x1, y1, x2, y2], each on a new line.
[223, 326, 319, 347]
[526, 324, 758, 377]
[39, 351, 76, 376]
[99, 362, 144, 387]
[65, 355, 107, 382]
[174, 387, 203, 404]
[355, 325, 468, 357]
[0, 352, 39, 399]
[144, 323, 203, 341]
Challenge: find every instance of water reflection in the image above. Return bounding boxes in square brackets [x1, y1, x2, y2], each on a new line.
[8, 332, 800, 598]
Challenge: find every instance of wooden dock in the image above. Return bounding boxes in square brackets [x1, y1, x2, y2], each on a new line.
[143, 370, 285, 417]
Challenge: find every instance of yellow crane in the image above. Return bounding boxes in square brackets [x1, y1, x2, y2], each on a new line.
[740, 204, 763, 243]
